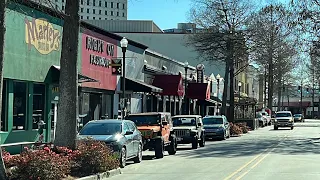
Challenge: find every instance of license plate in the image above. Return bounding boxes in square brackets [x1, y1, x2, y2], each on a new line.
[207, 132, 216, 135]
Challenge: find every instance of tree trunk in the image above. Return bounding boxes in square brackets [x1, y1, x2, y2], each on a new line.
[221, 61, 229, 116]
[0, 0, 8, 179]
[54, 0, 80, 149]
[268, 6, 275, 112]
[229, 61, 235, 122]
[277, 76, 282, 111]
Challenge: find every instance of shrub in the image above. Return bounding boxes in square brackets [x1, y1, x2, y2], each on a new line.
[235, 123, 251, 134]
[229, 122, 243, 135]
[8, 147, 71, 180]
[70, 140, 119, 177]
[2, 148, 20, 168]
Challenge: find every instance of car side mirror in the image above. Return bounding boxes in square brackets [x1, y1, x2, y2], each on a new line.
[162, 121, 168, 125]
[125, 131, 133, 135]
[197, 123, 202, 126]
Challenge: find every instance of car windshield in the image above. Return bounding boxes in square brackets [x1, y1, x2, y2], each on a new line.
[203, 117, 223, 125]
[276, 113, 292, 117]
[79, 123, 121, 135]
[126, 115, 160, 125]
[294, 114, 302, 117]
[173, 117, 196, 126]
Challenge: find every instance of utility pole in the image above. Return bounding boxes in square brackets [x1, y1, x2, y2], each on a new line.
[300, 82, 303, 114]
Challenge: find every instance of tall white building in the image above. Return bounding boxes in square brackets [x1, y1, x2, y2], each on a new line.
[32, 0, 128, 20]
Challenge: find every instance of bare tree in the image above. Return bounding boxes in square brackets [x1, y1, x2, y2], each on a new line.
[247, 4, 296, 111]
[0, 0, 8, 178]
[187, 0, 253, 121]
[54, 0, 79, 149]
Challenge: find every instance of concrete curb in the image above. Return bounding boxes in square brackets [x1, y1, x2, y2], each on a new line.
[76, 168, 122, 180]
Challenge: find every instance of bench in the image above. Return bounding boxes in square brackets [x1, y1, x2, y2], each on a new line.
[1, 142, 36, 152]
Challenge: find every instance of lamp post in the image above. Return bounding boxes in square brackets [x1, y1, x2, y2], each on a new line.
[184, 61, 189, 115]
[216, 74, 221, 99]
[120, 37, 128, 119]
[238, 82, 242, 119]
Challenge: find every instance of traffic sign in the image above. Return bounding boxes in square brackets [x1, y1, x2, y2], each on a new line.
[111, 58, 122, 75]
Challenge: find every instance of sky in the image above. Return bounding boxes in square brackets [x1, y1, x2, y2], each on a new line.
[127, 0, 192, 30]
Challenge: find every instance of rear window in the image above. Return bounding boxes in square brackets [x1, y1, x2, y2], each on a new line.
[79, 123, 121, 135]
[294, 114, 302, 117]
[203, 117, 223, 125]
[126, 115, 160, 125]
[173, 117, 196, 127]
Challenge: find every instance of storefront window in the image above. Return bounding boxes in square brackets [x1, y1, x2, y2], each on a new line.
[13, 81, 27, 130]
[1, 80, 7, 131]
[33, 84, 45, 129]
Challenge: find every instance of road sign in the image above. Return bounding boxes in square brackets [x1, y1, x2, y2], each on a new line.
[111, 58, 122, 75]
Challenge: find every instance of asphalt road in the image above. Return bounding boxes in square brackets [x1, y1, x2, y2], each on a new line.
[110, 119, 320, 180]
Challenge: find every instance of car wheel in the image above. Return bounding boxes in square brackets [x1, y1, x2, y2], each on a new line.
[119, 147, 126, 168]
[192, 137, 198, 149]
[199, 134, 205, 147]
[133, 143, 142, 163]
[155, 138, 164, 159]
[168, 135, 177, 155]
[291, 126, 294, 130]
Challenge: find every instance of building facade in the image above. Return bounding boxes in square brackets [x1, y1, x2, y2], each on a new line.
[32, 0, 128, 20]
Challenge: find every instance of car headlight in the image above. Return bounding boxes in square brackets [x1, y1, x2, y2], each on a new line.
[274, 119, 277, 122]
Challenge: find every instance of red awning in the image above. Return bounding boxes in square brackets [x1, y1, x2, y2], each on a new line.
[152, 74, 184, 96]
[281, 102, 311, 107]
[187, 83, 211, 100]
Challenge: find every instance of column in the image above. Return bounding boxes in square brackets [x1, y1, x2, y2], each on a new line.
[7, 80, 13, 131]
[27, 82, 34, 130]
[45, 84, 52, 142]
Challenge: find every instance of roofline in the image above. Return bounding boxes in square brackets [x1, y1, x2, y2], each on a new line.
[80, 21, 148, 50]
[146, 49, 196, 70]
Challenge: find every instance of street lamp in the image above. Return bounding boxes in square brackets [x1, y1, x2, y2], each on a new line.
[120, 37, 128, 119]
[216, 74, 221, 99]
[184, 61, 189, 115]
[238, 82, 242, 100]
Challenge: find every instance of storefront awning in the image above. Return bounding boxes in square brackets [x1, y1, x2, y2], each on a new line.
[152, 74, 184, 96]
[187, 83, 210, 100]
[50, 65, 99, 83]
[123, 77, 163, 93]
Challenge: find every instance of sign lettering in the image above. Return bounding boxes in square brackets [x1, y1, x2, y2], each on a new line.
[85, 36, 115, 68]
[25, 18, 61, 54]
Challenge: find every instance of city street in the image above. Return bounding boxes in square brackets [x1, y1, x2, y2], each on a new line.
[110, 120, 320, 180]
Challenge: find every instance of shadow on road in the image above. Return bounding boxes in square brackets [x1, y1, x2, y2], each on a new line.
[174, 135, 320, 159]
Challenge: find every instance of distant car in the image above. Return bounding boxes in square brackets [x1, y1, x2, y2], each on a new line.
[274, 111, 294, 130]
[172, 115, 205, 149]
[77, 119, 143, 168]
[259, 111, 271, 125]
[256, 112, 267, 127]
[293, 114, 304, 122]
[202, 115, 230, 140]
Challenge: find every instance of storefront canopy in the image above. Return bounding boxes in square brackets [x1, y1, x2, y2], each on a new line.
[281, 102, 311, 107]
[197, 99, 217, 106]
[152, 74, 184, 96]
[50, 65, 99, 83]
[187, 83, 210, 100]
[123, 77, 163, 93]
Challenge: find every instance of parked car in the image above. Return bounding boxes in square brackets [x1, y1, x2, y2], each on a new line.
[125, 112, 177, 159]
[293, 114, 304, 122]
[274, 111, 294, 130]
[77, 119, 142, 168]
[172, 115, 205, 149]
[259, 111, 271, 125]
[256, 112, 268, 127]
[202, 115, 230, 140]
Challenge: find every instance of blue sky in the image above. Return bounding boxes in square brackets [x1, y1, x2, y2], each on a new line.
[127, 0, 192, 30]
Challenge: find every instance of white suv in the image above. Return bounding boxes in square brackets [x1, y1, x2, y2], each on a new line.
[274, 111, 294, 130]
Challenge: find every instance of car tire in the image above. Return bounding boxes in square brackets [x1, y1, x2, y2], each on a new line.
[274, 126, 278, 130]
[133, 143, 142, 163]
[155, 138, 164, 159]
[192, 137, 198, 149]
[291, 126, 294, 130]
[168, 135, 177, 155]
[199, 134, 205, 147]
[119, 147, 127, 168]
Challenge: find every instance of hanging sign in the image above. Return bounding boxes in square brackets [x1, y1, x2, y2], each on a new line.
[196, 64, 205, 83]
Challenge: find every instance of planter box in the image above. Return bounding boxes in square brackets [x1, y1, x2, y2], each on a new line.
[63, 168, 122, 180]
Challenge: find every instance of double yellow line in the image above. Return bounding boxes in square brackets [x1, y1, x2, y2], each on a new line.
[224, 135, 288, 180]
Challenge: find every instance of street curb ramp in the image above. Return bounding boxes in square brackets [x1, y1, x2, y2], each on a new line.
[76, 168, 122, 180]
